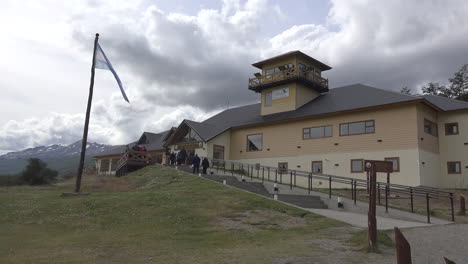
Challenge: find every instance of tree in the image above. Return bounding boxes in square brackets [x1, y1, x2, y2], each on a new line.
[400, 86, 413, 95]
[421, 64, 468, 101]
[21, 158, 58, 185]
[421, 82, 451, 97]
[448, 64, 468, 100]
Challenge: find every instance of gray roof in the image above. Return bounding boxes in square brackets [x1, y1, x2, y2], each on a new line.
[183, 84, 468, 141]
[94, 129, 173, 158]
[421, 95, 468, 111]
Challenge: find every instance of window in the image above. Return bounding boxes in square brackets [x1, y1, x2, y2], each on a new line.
[424, 119, 438, 137]
[265, 63, 294, 76]
[351, 159, 364, 173]
[445, 123, 459, 135]
[447, 161, 462, 174]
[247, 134, 262, 152]
[213, 145, 225, 160]
[340, 120, 375, 136]
[303, 125, 332, 139]
[265, 92, 272, 107]
[384, 157, 400, 172]
[312, 161, 323, 174]
[278, 162, 288, 173]
[299, 63, 312, 72]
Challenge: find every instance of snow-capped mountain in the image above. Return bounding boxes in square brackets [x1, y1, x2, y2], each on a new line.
[0, 140, 114, 160]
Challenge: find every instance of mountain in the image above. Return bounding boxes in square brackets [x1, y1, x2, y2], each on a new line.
[0, 140, 115, 176]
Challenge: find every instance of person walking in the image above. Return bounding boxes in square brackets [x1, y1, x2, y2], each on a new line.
[201, 157, 209, 174]
[192, 154, 201, 174]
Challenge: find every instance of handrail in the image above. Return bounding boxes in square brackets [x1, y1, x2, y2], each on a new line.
[207, 158, 455, 223]
[248, 69, 328, 89]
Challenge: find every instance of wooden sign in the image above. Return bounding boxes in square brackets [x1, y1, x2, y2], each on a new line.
[174, 141, 203, 150]
[365, 160, 393, 173]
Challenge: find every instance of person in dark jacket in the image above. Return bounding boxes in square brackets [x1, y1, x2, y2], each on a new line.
[192, 154, 201, 174]
[201, 157, 209, 174]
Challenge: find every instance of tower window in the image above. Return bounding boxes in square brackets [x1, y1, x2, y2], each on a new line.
[445, 123, 459, 135]
[247, 134, 263, 152]
[447, 161, 461, 174]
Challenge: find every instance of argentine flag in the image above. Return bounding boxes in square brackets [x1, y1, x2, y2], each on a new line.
[94, 42, 130, 103]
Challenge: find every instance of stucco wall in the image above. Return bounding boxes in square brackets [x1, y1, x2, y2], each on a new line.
[261, 83, 297, 115]
[206, 130, 231, 160]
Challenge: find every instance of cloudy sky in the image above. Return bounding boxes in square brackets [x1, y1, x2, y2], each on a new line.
[1, 0, 468, 154]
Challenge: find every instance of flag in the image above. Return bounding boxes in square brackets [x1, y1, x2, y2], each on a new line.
[94, 42, 130, 103]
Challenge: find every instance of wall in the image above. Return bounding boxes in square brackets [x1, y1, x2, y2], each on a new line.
[416, 104, 439, 153]
[296, 83, 320, 109]
[418, 150, 440, 187]
[235, 149, 421, 188]
[206, 130, 231, 160]
[436, 110, 468, 188]
[231, 104, 419, 160]
[261, 83, 297, 115]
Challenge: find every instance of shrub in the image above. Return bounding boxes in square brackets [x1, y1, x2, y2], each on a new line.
[21, 158, 58, 185]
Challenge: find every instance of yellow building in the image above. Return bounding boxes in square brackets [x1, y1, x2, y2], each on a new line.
[97, 51, 468, 188]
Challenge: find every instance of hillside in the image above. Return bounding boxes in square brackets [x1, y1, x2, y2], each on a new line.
[0, 165, 395, 264]
[0, 140, 115, 175]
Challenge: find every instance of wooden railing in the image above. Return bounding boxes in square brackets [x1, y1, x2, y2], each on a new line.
[116, 150, 152, 171]
[249, 69, 328, 89]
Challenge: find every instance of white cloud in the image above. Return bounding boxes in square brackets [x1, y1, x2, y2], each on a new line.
[2, 0, 468, 152]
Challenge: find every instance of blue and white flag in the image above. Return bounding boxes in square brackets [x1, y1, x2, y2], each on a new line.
[94, 42, 129, 103]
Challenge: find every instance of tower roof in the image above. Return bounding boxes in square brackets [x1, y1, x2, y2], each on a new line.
[252, 50, 332, 71]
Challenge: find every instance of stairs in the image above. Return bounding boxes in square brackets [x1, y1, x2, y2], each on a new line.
[171, 166, 328, 209]
[276, 194, 328, 209]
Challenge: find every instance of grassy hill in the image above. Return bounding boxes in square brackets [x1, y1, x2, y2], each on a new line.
[0, 165, 394, 263]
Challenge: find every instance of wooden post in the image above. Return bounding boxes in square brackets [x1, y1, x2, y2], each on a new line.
[368, 165, 377, 252]
[458, 194, 466, 216]
[395, 227, 412, 264]
[75, 33, 99, 193]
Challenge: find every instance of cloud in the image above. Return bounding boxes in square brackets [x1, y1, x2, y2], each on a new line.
[2, 0, 468, 152]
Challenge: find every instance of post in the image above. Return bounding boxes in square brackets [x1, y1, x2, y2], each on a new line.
[231, 163, 234, 176]
[75, 33, 99, 193]
[351, 180, 354, 201]
[450, 193, 455, 222]
[368, 165, 377, 252]
[410, 188, 414, 213]
[267, 167, 270, 181]
[280, 170, 283, 184]
[395, 227, 412, 264]
[458, 194, 466, 216]
[262, 167, 264, 183]
[426, 193, 431, 224]
[308, 174, 311, 195]
[353, 180, 357, 204]
[328, 176, 332, 199]
[377, 182, 381, 205]
[385, 184, 389, 213]
[275, 168, 278, 183]
[293, 170, 296, 187]
[289, 171, 293, 190]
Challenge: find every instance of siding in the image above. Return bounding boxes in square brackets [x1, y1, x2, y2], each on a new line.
[230, 104, 419, 160]
[416, 104, 439, 153]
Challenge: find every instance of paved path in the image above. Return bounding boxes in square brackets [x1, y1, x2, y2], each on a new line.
[308, 209, 433, 230]
[400, 224, 468, 264]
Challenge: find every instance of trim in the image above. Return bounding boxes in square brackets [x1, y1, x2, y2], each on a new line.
[339, 120, 375, 136]
[246, 133, 263, 152]
[447, 161, 462, 174]
[384, 157, 400, 172]
[445, 122, 459, 135]
[350, 159, 364, 173]
[311, 160, 323, 174]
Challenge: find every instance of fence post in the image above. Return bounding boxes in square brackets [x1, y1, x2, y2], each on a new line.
[262, 167, 264, 183]
[459, 194, 466, 216]
[231, 163, 234, 176]
[256, 166, 259, 179]
[290, 171, 293, 190]
[329, 176, 332, 199]
[385, 184, 389, 213]
[251, 166, 254, 180]
[377, 183, 381, 205]
[267, 167, 270, 181]
[351, 179, 354, 201]
[450, 193, 455, 222]
[294, 170, 296, 187]
[410, 188, 414, 213]
[275, 169, 278, 183]
[426, 193, 431, 224]
[354, 181, 357, 204]
[280, 171, 283, 184]
[308, 174, 311, 195]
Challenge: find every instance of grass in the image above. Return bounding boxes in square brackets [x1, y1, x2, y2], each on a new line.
[346, 230, 394, 252]
[1, 164, 398, 264]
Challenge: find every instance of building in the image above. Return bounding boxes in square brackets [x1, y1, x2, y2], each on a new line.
[95, 51, 468, 189]
[94, 129, 174, 175]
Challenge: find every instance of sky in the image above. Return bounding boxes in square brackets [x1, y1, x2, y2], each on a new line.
[1, 0, 468, 154]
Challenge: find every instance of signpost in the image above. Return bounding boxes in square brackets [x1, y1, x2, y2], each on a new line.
[364, 160, 393, 251]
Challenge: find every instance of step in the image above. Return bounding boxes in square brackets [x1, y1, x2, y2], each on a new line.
[277, 195, 328, 209]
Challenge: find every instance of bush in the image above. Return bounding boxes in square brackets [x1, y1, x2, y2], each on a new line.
[0, 174, 23, 186]
[21, 158, 58, 185]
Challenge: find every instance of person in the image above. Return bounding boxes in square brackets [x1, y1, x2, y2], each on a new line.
[176, 152, 182, 165]
[179, 148, 187, 165]
[192, 154, 201, 174]
[201, 157, 209, 174]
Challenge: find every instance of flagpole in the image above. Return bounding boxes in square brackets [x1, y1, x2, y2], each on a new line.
[75, 33, 99, 193]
